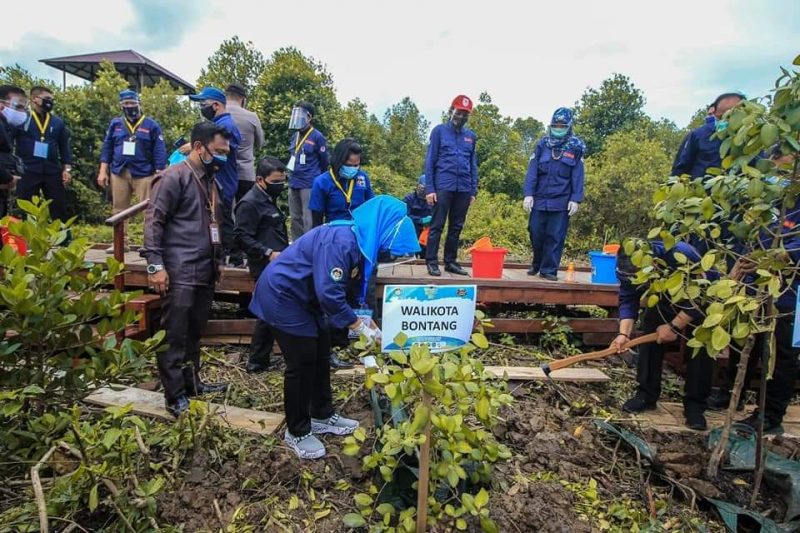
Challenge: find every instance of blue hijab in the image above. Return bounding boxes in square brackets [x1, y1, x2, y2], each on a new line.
[331, 195, 420, 302]
[544, 107, 586, 154]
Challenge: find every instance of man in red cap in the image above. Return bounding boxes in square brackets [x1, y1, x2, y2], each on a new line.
[423, 95, 478, 276]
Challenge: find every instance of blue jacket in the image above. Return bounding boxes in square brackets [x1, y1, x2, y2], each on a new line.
[15, 112, 72, 176]
[249, 224, 362, 336]
[403, 192, 432, 230]
[617, 241, 706, 321]
[100, 116, 167, 178]
[424, 122, 478, 196]
[213, 113, 241, 203]
[672, 116, 720, 178]
[523, 138, 585, 211]
[288, 128, 329, 190]
[309, 170, 374, 222]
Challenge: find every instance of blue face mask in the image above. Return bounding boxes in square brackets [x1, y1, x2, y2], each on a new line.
[715, 120, 729, 132]
[549, 126, 569, 138]
[339, 165, 359, 179]
[213, 154, 228, 164]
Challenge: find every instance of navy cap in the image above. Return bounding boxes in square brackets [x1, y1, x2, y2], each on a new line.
[189, 87, 226, 105]
[119, 89, 139, 102]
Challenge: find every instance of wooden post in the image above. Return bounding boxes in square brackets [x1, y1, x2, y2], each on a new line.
[416, 390, 432, 533]
[113, 222, 125, 292]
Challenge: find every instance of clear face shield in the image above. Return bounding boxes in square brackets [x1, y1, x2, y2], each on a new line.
[288, 107, 311, 130]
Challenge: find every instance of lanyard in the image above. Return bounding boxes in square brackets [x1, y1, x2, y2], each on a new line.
[330, 167, 355, 204]
[294, 127, 314, 155]
[124, 116, 145, 138]
[31, 112, 50, 141]
[184, 160, 218, 224]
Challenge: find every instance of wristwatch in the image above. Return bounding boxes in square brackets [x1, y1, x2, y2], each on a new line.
[64, 165, 72, 172]
[146, 264, 164, 274]
[264, 248, 274, 259]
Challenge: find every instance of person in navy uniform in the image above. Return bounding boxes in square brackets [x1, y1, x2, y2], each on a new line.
[97, 89, 167, 251]
[14, 86, 73, 222]
[0, 85, 27, 218]
[309, 138, 375, 369]
[233, 156, 289, 374]
[424, 95, 478, 277]
[249, 195, 420, 459]
[612, 241, 714, 430]
[287, 101, 329, 240]
[522, 107, 585, 281]
[404, 174, 433, 240]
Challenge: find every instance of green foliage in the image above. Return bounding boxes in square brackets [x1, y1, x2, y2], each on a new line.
[461, 191, 530, 258]
[574, 73, 647, 155]
[342, 324, 513, 532]
[0, 64, 58, 92]
[365, 164, 417, 200]
[196, 36, 267, 95]
[379, 97, 430, 178]
[332, 98, 386, 165]
[512, 116, 546, 156]
[139, 79, 196, 148]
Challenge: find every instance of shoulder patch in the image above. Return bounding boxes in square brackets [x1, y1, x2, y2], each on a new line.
[330, 267, 344, 282]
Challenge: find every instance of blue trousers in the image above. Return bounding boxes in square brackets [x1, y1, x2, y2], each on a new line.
[529, 209, 570, 277]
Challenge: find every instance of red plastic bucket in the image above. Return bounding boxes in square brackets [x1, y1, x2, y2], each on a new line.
[1, 218, 27, 255]
[470, 247, 507, 278]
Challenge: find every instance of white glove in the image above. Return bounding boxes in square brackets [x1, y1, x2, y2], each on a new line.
[354, 320, 381, 344]
[523, 196, 534, 213]
[567, 201, 579, 217]
[362, 355, 378, 368]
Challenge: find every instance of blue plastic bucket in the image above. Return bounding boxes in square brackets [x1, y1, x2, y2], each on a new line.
[588, 251, 618, 284]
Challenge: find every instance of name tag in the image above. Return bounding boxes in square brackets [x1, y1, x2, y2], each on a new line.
[349, 308, 374, 339]
[33, 141, 49, 159]
[123, 141, 137, 156]
[209, 223, 221, 245]
[299, 153, 307, 165]
[286, 155, 296, 171]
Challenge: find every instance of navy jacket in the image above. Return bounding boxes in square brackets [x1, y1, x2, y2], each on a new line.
[15, 112, 72, 176]
[100, 116, 167, 178]
[672, 116, 720, 178]
[249, 224, 362, 336]
[403, 192, 432, 232]
[523, 138, 585, 211]
[212, 113, 241, 203]
[424, 122, 478, 196]
[617, 241, 706, 321]
[288, 128, 329, 190]
[309, 170, 374, 222]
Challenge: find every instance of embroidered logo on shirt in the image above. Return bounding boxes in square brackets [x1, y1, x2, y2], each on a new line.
[563, 151, 575, 159]
[330, 267, 344, 282]
[356, 177, 365, 187]
[464, 137, 473, 143]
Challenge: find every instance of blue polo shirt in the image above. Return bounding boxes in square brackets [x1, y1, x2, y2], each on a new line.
[288, 128, 329, 190]
[100, 116, 167, 178]
[212, 113, 241, 203]
[309, 170, 374, 222]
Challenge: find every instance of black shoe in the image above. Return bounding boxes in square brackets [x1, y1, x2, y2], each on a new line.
[540, 273, 558, 281]
[329, 352, 354, 370]
[737, 411, 784, 434]
[622, 396, 657, 413]
[165, 395, 189, 418]
[445, 262, 469, 276]
[427, 263, 441, 277]
[685, 411, 707, 431]
[707, 389, 745, 411]
[188, 382, 228, 397]
[246, 360, 275, 374]
[527, 266, 539, 276]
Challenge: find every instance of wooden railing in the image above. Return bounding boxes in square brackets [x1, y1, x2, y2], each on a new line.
[105, 200, 149, 291]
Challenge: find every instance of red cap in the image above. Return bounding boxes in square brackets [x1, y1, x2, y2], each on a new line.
[451, 95, 473, 112]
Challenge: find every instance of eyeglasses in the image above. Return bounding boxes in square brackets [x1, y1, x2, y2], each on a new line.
[2, 99, 28, 111]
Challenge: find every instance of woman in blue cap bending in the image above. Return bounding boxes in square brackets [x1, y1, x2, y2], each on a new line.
[250, 195, 420, 459]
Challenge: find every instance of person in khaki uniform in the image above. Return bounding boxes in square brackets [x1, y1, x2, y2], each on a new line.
[97, 89, 167, 251]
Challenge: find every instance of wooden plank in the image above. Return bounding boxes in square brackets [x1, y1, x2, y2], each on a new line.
[337, 365, 609, 382]
[490, 318, 618, 334]
[84, 386, 284, 435]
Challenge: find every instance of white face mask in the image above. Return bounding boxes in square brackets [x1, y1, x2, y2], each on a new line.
[2, 106, 28, 127]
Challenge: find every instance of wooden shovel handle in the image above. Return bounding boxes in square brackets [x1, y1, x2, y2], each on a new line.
[546, 332, 660, 373]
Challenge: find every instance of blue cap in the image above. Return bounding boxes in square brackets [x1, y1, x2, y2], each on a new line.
[119, 89, 139, 102]
[189, 87, 226, 105]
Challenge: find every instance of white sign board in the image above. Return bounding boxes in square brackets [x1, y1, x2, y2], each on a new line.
[381, 284, 477, 353]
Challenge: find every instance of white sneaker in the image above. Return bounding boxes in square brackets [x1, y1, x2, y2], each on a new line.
[311, 413, 359, 436]
[284, 430, 326, 459]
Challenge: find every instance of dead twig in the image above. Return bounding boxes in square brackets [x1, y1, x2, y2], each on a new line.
[134, 426, 150, 455]
[32, 445, 59, 533]
[213, 498, 226, 527]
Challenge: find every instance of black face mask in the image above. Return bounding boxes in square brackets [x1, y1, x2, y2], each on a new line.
[265, 182, 286, 197]
[123, 106, 141, 121]
[200, 103, 216, 121]
[39, 98, 54, 113]
[451, 115, 467, 130]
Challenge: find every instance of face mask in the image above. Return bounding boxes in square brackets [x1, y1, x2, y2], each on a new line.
[123, 106, 140, 121]
[200, 103, 216, 121]
[549, 126, 569, 138]
[39, 98, 54, 113]
[2, 106, 28, 127]
[265, 182, 286, 197]
[339, 165, 359, 179]
[715, 120, 728, 132]
[201, 146, 226, 174]
[451, 115, 467, 130]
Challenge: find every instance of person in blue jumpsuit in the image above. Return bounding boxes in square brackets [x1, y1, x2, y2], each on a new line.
[287, 101, 329, 240]
[250, 195, 420, 459]
[309, 138, 375, 226]
[424, 95, 478, 277]
[612, 240, 714, 430]
[522, 107, 585, 281]
[404, 174, 433, 255]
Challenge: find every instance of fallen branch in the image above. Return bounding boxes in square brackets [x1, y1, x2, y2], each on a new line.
[32, 445, 59, 533]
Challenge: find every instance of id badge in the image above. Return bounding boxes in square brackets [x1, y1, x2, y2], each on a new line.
[123, 141, 136, 156]
[349, 308, 374, 339]
[286, 155, 296, 171]
[209, 222, 221, 245]
[33, 141, 49, 159]
[299, 153, 307, 165]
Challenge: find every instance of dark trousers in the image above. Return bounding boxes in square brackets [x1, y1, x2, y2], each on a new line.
[529, 209, 570, 277]
[636, 306, 713, 413]
[250, 319, 274, 365]
[220, 197, 241, 262]
[270, 325, 335, 436]
[158, 284, 214, 403]
[425, 190, 471, 265]
[236, 180, 255, 202]
[17, 172, 67, 222]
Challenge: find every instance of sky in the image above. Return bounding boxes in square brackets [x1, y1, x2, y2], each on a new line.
[2, 0, 798, 130]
